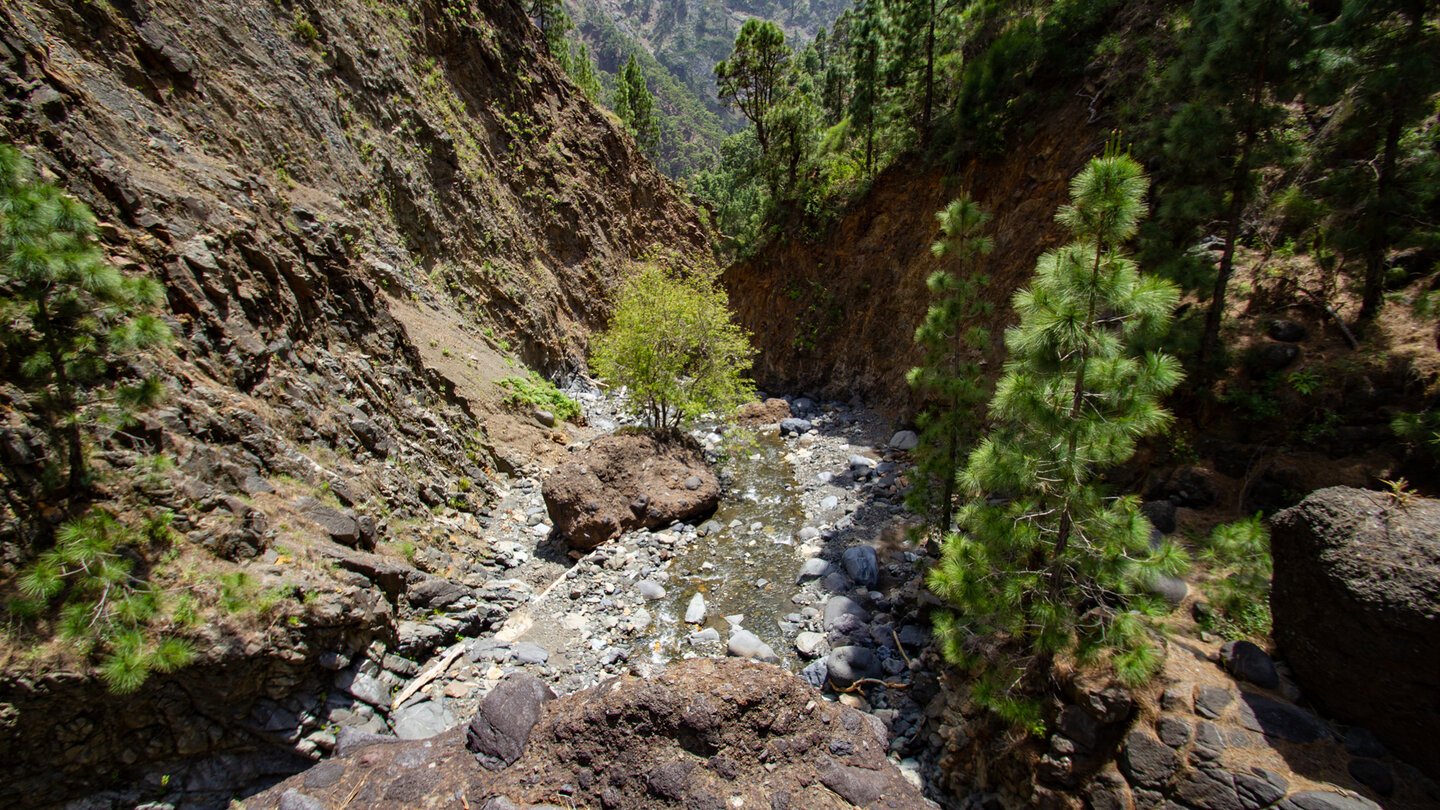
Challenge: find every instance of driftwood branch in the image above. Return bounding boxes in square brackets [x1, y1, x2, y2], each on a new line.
[391, 640, 468, 711]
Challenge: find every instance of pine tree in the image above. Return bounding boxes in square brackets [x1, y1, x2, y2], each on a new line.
[570, 42, 603, 103]
[1314, 0, 1440, 323]
[1152, 0, 1309, 372]
[616, 54, 660, 158]
[0, 144, 170, 498]
[928, 154, 1187, 725]
[848, 2, 883, 173]
[715, 20, 791, 155]
[529, 0, 573, 72]
[906, 194, 993, 543]
[881, 0, 941, 136]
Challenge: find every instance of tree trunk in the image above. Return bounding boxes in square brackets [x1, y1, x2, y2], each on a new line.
[921, 0, 935, 136]
[1357, 13, 1418, 323]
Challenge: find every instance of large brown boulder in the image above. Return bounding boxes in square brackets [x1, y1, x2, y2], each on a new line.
[247, 658, 937, 810]
[542, 430, 721, 548]
[1270, 486, 1440, 776]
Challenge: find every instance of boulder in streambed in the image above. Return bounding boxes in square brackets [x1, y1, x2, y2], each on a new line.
[542, 430, 720, 549]
[1271, 486, 1440, 777]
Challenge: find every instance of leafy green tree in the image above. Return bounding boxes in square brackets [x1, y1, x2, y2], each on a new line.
[615, 54, 660, 157]
[881, 0, 943, 135]
[0, 144, 170, 498]
[928, 155, 1187, 726]
[907, 195, 993, 542]
[715, 20, 792, 154]
[591, 264, 757, 429]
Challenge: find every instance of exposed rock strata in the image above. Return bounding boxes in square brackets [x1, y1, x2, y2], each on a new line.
[249, 658, 938, 810]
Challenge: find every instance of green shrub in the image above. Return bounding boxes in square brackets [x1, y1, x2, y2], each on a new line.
[1197, 514, 1273, 640]
[13, 509, 195, 693]
[591, 264, 757, 428]
[496, 372, 581, 422]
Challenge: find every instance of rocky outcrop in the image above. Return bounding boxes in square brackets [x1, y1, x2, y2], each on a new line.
[1270, 486, 1440, 778]
[250, 658, 938, 810]
[0, 0, 709, 800]
[542, 431, 720, 548]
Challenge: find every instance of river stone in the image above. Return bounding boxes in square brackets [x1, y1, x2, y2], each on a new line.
[795, 632, 827, 658]
[841, 546, 879, 588]
[823, 596, 870, 632]
[888, 430, 919, 450]
[800, 658, 829, 689]
[798, 526, 821, 542]
[511, 642, 549, 665]
[465, 673, 556, 770]
[688, 627, 721, 645]
[780, 417, 812, 436]
[1220, 640, 1279, 688]
[848, 454, 877, 470]
[826, 646, 879, 690]
[820, 495, 840, 511]
[685, 592, 707, 624]
[727, 629, 780, 664]
[796, 557, 835, 584]
[392, 699, 456, 740]
[637, 580, 666, 601]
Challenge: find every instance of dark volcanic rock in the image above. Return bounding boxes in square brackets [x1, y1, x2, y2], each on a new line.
[465, 673, 555, 770]
[1219, 640, 1279, 689]
[251, 659, 936, 810]
[1270, 487, 1440, 776]
[542, 431, 721, 549]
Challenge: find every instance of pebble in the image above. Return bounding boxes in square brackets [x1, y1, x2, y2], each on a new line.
[685, 593, 707, 624]
[637, 580, 666, 601]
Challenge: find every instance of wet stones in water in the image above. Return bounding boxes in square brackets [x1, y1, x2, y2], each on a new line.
[826, 646, 879, 690]
[841, 546, 878, 588]
[727, 629, 779, 664]
[1220, 640, 1279, 689]
[685, 592, 707, 624]
[637, 580, 666, 601]
[796, 557, 835, 584]
[889, 430, 919, 450]
[780, 418, 812, 436]
[688, 627, 721, 645]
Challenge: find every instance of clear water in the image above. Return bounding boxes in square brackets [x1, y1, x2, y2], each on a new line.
[647, 431, 808, 670]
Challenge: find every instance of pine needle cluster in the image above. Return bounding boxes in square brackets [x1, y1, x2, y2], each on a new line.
[12, 509, 195, 694]
[927, 154, 1188, 725]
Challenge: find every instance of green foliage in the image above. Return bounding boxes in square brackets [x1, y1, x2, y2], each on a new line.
[0, 143, 172, 502]
[11, 509, 195, 694]
[529, 0, 573, 71]
[928, 155, 1186, 718]
[1391, 409, 1440, 459]
[715, 20, 791, 155]
[1196, 514, 1272, 640]
[615, 54, 661, 157]
[906, 195, 994, 537]
[497, 371, 581, 422]
[292, 10, 319, 45]
[591, 264, 757, 429]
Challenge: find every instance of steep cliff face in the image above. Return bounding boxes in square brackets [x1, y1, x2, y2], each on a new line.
[0, 0, 708, 803]
[722, 104, 1102, 417]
